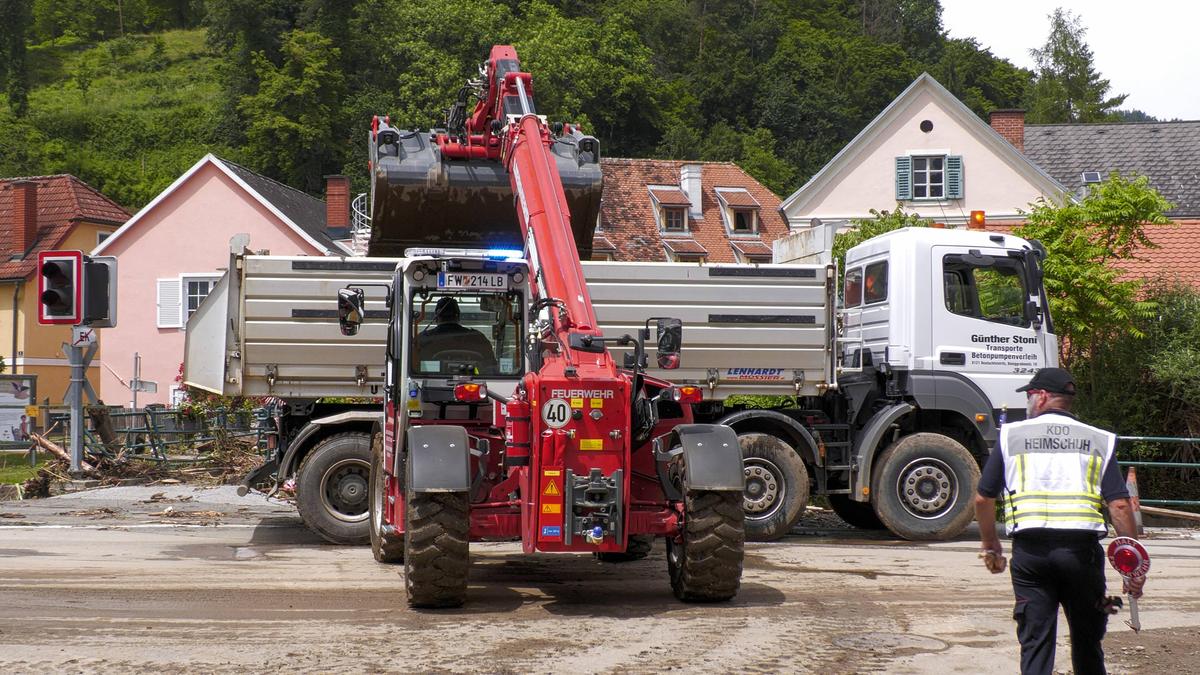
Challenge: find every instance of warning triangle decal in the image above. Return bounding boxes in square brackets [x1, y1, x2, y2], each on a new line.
[543, 480, 560, 497]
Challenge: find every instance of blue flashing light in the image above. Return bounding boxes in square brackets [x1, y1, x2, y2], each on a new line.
[591, 525, 604, 539]
[484, 248, 525, 260]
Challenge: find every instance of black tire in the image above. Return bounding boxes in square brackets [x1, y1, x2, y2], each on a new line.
[369, 432, 404, 563]
[668, 487, 744, 602]
[870, 433, 980, 541]
[295, 432, 371, 545]
[404, 490, 470, 608]
[594, 535, 654, 563]
[828, 494, 886, 530]
[739, 432, 810, 541]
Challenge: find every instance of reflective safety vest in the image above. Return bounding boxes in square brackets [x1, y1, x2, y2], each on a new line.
[998, 412, 1117, 534]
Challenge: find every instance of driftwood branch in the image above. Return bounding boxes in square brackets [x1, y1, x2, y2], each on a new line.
[30, 432, 96, 474]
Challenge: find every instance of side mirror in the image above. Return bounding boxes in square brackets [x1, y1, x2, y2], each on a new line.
[338, 287, 366, 336]
[655, 318, 682, 370]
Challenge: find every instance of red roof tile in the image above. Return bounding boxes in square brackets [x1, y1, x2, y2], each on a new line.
[0, 175, 129, 280]
[596, 159, 788, 263]
[593, 235, 616, 252]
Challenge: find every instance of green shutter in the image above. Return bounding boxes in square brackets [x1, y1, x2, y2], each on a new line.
[895, 156, 912, 201]
[946, 155, 963, 199]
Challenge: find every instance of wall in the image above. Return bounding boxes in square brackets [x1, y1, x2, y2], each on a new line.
[787, 89, 1055, 225]
[98, 162, 323, 405]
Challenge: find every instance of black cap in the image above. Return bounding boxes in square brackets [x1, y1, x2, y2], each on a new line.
[434, 296, 460, 321]
[1016, 367, 1076, 395]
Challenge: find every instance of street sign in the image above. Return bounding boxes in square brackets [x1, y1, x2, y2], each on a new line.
[130, 379, 158, 394]
[71, 325, 97, 346]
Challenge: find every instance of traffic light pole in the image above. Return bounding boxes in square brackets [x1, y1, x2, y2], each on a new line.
[63, 339, 99, 475]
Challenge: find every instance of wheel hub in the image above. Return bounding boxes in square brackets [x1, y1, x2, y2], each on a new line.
[897, 459, 956, 519]
[321, 459, 370, 523]
[743, 460, 783, 517]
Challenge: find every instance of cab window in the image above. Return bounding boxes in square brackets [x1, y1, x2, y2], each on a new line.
[943, 254, 1028, 327]
[844, 268, 863, 308]
[410, 291, 523, 377]
[864, 261, 888, 304]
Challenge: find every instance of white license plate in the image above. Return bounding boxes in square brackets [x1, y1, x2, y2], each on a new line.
[437, 272, 507, 290]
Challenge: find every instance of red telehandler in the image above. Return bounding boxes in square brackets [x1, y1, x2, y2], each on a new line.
[336, 45, 745, 607]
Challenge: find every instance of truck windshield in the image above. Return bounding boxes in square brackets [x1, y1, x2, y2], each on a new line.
[943, 255, 1028, 327]
[410, 291, 523, 377]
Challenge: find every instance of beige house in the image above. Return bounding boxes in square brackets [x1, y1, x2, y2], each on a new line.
[774, 73, 1068, 263]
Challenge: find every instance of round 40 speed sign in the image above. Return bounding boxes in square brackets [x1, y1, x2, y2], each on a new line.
[542, 398, 571, 429]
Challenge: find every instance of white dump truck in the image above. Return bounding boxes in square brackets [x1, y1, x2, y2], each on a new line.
[185, 226, 1055, 543]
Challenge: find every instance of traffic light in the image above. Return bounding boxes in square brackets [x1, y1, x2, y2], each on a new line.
[38, 251, 83, 325]
[37, 250, 117, 327]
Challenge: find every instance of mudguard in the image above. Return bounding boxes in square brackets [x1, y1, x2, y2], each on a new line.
[402, 425, 472, 493]
[851, 402, 914, 502]
[718, 409, 821, 466]
[671, 424, 745, 491]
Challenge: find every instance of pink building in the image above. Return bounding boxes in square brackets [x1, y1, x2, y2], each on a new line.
[94, 155, 350, 405]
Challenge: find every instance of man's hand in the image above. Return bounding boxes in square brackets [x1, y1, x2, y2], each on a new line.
[1124, 574, 1146, 599]
[979, 539, 1007, 574]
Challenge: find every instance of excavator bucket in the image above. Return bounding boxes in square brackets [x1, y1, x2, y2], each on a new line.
[367, 124, 603, 258]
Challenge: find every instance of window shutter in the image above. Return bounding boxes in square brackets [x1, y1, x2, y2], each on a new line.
[946, 155, 963, 199]
[895, 156, 912, 201]
[157, 278, 181, 328]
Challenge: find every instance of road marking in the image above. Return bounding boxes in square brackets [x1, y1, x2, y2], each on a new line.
[0, 523, 299, 530]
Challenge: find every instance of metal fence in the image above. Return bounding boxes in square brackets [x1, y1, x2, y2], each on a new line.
[27, 404, 272, 464]
[1117, 435, 1200, 508]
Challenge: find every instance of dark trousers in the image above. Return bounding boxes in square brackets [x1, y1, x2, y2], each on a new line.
[1011, 532, 1109, 675]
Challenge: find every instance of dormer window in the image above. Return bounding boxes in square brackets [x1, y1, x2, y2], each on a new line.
[714, 188, 761, 235]
[664, 207, 687, 232]
[649, 186, 693, 233]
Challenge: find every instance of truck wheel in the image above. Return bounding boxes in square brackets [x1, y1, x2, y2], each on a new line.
[404, 490, 470, 608]
[828, 494, 885, 530]
[870, 433, 980, 541]
[369, 432, 404, 563]
[295, 432, 371, 545]
[667, 463, 744, 602]
[739, 432, 810, 542]
[594, 535, 654, 563]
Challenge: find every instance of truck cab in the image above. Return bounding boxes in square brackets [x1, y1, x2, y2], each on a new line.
[841, 227, 1055, 428]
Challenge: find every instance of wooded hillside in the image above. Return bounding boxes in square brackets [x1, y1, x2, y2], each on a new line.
[0, 1, 1066, 208]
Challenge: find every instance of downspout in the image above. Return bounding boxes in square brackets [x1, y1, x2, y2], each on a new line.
[10, 279, 21, 373]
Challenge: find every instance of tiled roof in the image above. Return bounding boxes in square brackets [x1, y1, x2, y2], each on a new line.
[718, 189, 761, 208]
[662, 238, 708, 255]
[1024, 121, 1200, 217]
[0, 175, 130, 280]
[649, 187, 692, 206]
[217, 158, 342, 250]
[592, 235, 616, 252]
[597, 158, 788, 263]
[731, 240, 773, 257]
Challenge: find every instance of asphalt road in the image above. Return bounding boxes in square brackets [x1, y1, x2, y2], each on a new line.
[2, 486, 1198, 673]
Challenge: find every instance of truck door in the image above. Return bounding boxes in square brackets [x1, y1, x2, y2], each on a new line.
[931, 245, 1049, 416]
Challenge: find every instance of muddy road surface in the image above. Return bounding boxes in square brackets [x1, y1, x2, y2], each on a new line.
[2, 486, 1198, 673]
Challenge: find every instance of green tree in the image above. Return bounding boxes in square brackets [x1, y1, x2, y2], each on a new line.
[0, 0, 31, 116]
[1014, 173, 1172, 368]
[832, 205, 930, 269]
[238, 29, 344, 192]
[1026, 8, 1126, 123]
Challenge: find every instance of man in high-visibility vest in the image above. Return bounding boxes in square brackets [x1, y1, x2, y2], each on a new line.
[975, 367, 1146, 675]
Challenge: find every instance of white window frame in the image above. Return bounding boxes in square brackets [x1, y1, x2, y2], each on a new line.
[159, 273, 221, 329]
[96, 230, 113, 247]
[662, 206, 688, 232]
[181, 273, 221, 323]
[910, 155, 946, 200]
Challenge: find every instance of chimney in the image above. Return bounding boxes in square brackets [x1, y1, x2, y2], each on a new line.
[10, 180, 39, 255]
[680, 164, 703, 218]
[989, 109, 1025, 152]
[324, 175, 350, 231]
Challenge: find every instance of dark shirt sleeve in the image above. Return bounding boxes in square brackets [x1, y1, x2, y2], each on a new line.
[1101, 457, 1130, 501]
[976, 447, 1006, 498]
